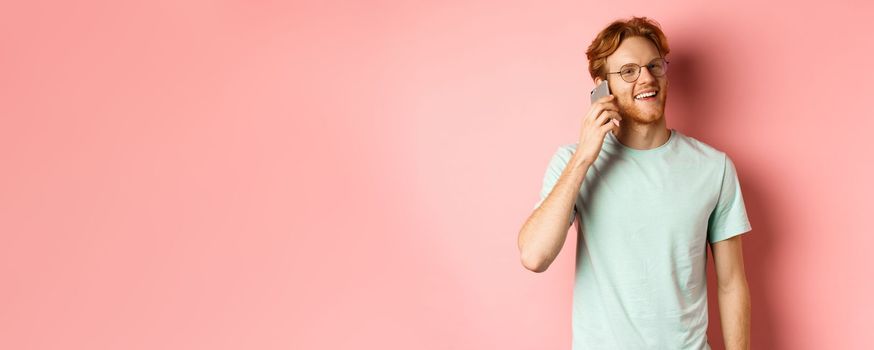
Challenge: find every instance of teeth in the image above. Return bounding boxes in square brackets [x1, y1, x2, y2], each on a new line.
[635, 91, 657, 99]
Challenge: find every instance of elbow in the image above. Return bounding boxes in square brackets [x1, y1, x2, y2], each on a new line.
[520, 250, 550, 273]
[517, 224, 553, 273]
[718, 277, 750, 295]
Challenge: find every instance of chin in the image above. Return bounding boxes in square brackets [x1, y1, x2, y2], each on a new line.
[629, 115, 661, 125]
[624, 107, 664, 124]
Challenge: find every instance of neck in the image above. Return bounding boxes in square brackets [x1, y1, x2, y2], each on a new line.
[611, 117, 670, 150]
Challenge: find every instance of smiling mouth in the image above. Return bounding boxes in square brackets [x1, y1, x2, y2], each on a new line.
[634, 91, 658, 101]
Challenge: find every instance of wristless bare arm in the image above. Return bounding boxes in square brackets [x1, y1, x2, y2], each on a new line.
[517, 155, 592, 273]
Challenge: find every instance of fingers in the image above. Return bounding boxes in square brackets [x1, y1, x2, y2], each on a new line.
[594, 98, 620, 132]
[595, 109, 621, 126]
[588, 105, 614, 126]
[593, 108, 621, 130]
[588, 96, 620, 124]
[600, 118, 619, 133]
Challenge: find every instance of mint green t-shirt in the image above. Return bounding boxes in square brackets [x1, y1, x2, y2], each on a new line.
[533, 128, 752, 350]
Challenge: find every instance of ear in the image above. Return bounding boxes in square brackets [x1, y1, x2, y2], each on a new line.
[595, 76, 603, 85]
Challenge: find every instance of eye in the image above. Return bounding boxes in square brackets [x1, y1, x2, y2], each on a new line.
[648, 61, 666, 74]
[620, 66, 637, 75]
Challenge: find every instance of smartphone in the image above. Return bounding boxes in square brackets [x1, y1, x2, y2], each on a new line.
[590, 80, 611, 104]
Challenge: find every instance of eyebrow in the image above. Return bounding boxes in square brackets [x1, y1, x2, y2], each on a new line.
[619, 56, 662, 68]
[617, 57, 662, 68]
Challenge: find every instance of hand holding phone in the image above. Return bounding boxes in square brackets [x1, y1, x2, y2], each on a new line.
[575, 80, 621, 165]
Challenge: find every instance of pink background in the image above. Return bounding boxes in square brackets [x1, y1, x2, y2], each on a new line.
[2, 1, 872, 349]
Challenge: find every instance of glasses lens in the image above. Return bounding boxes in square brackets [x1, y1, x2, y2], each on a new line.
[619, 65, 639, 82]
[649, 59, 667, 76]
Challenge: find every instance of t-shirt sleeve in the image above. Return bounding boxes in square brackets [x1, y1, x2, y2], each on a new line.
[533, 145, 576, 227]
[707, 154, 752, 243]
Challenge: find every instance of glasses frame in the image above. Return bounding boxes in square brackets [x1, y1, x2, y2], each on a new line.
[605, 57, 670, 83]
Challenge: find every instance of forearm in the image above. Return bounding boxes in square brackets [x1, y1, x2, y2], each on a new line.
[518, 155, 590, 273]
[718, 280, 751, 350]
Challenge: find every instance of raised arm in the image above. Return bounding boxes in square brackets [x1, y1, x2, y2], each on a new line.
[517, 156, 591, 273]
[519, 91, 621, 273]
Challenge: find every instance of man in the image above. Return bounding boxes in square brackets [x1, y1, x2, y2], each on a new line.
[517, 17, 752, 350]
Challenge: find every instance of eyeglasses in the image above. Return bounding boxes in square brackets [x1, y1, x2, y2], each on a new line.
[606, 57, 669, 83]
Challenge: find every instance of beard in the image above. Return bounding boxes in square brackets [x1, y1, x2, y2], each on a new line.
[617, 90, 667, 125]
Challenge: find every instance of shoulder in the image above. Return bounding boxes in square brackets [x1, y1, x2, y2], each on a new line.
[546, 143, 578, 162]
[672, 129, 729, 163]
[669, 130, 739, 183]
